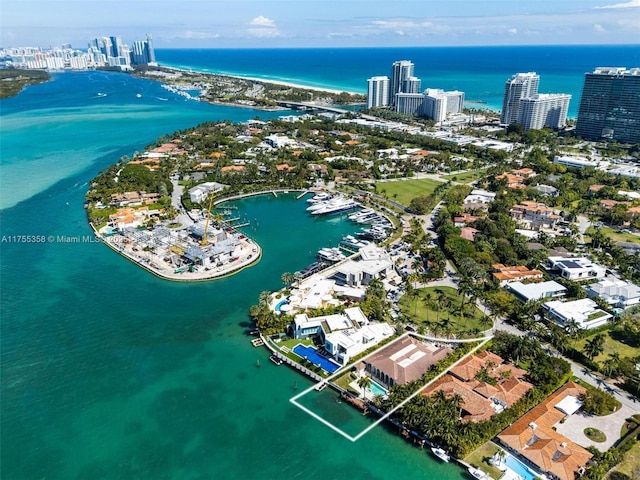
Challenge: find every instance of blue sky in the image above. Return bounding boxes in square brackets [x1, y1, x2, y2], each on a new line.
[1, 0, 639, 49]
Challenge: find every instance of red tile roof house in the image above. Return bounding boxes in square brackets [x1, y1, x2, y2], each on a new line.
[497, 381, 592, 480]
[422, 351, 533, 423]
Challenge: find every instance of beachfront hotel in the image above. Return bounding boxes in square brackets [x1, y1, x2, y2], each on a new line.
[389, 60, 415, 106]
[501, 72, 540, 125]
[367, 76, 390, 108]
[576, 67, 640, 144]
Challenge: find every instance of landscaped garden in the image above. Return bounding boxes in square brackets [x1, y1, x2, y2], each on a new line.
[398, 286, 491, 336]
[441, 168, 487, 184]
[375, 178, 443, 207]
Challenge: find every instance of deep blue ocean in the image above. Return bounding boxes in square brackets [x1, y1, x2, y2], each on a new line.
[157, 45, 640, 116]
[1, 45, 637, 479]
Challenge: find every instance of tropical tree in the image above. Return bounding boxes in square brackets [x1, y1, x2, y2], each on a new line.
[357, 375, 373, 398]
[583, 334, 606, 360]
[281, 271, 295, 288]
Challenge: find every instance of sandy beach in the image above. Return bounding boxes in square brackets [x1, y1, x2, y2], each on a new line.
[158, 64, 361, 96]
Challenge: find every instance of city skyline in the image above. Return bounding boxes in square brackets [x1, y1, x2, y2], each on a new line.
[2, 0, 640, 49]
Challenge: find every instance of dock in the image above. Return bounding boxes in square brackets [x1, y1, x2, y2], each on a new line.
[296, 191, 309, 200]
[272, 191, 278, 198]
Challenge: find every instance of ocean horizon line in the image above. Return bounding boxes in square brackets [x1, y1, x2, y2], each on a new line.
[154, 43, 640, 51]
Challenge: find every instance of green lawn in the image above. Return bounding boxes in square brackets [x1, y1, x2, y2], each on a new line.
[398, 286, 490, 335]
[585, 227, 640, 244]
[609, 440, 640, 478]
[598, 226, 640, 245]
[375, 178, 444, 206]
[463, 442, 504, 480]
[441, 169, 487, 184]
[575, 329, 640, 363]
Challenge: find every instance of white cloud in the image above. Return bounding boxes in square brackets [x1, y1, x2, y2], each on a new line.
[593, 23, 606, 32]
[176, 31, 220, 40]
[247, 15, 279, 37]
[508, 28, 518, 34]
[249, 15, 276, 27]
[595, 0, 640, 8]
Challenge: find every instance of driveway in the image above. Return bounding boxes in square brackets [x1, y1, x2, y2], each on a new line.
[555, 404, 636, 451]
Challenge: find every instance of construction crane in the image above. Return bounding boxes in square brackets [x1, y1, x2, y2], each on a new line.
[201, 191, 216, 245]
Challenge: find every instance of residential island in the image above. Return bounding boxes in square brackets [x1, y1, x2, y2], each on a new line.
[55, 44, 640, 479]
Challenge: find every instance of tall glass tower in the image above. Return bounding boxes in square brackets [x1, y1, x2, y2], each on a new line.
[576, 67, 640, 144]
[389, 60, 415, 106]
[500, 72, 540, 125]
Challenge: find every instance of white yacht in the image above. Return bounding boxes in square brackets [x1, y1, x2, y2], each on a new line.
[307, 192, 332, 203]
[339, 235, 370, 251]
[311, 197, 358, 215]
[430, 447, 450, 463]
[317, 247, 346, 263]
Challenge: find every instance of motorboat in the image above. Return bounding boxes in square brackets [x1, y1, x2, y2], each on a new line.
[269, 354, 284, 366]
[430, 447, 450, 463]
[468, 467, 490, 480]
[339, 235, 370, 251]
[316, 247, 346, 263]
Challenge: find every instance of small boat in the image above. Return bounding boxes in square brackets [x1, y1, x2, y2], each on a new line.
[136, 93, 142, 98]
[431, 447, 450, 463]
[269, 354, 283, 366]
[468, 467, 490, 480]
[97, 92, 107, 97]
[251, 338, 264, 347]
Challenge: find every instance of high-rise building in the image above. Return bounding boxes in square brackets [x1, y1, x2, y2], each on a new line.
[517, 94, 571, 130]
[576, 67, 640, 144]
[390, 60, 415, 106]
[367, 76, 390, 109]
[395, 93, 424, 116]
[403, 76, 422, 94]
[145, 34, 156, 64]
[423, 89, 465, 122]
[501, 72, 540, 125]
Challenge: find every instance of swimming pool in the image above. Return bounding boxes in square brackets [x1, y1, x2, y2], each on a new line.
[293, 344, 341, 374]
[504, 455, 538, 480]
[369, 379, 388, 397]
[274, 298, 289, 312]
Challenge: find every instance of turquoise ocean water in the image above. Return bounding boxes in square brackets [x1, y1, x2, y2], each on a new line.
[157, 45, 640, 116]
[1, 71, 464, 479]
[1, 45, 636, 479]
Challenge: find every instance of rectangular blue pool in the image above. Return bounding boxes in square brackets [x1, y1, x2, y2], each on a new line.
[504, 455, 538, 480]
[369, 379, 388, 397]
[293, 344, 341, 374]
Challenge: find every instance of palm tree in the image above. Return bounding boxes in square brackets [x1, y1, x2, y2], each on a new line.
[584, 334, 605, 360]
[423, 292, 433, 324]
[357, 375, 372, 398]
[565, 319, 583, 354]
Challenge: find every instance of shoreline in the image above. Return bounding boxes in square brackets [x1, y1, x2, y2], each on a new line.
[157, 64, 362, 96]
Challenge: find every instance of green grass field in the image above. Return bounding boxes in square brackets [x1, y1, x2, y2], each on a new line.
[398, 286, 489, 335]
[441, 169, 486, 184]
[599, 226, 640, 245]
[609, 440, 640, 478]
[575, 329, 640, 363]
[375, 178, 444, 206]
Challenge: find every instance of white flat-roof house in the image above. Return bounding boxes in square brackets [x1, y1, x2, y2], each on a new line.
[553, 155, 609, 170]
[464, 189, 497, 204]
[507, 280, 567, 303]
[333, 246, 393, 287]
[546, 256, 606, 282]
[291, 307, 395, 365]
[189, 182, 228, 203]
[585, 278, 640, 310]
[543, 298, 613, 330]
